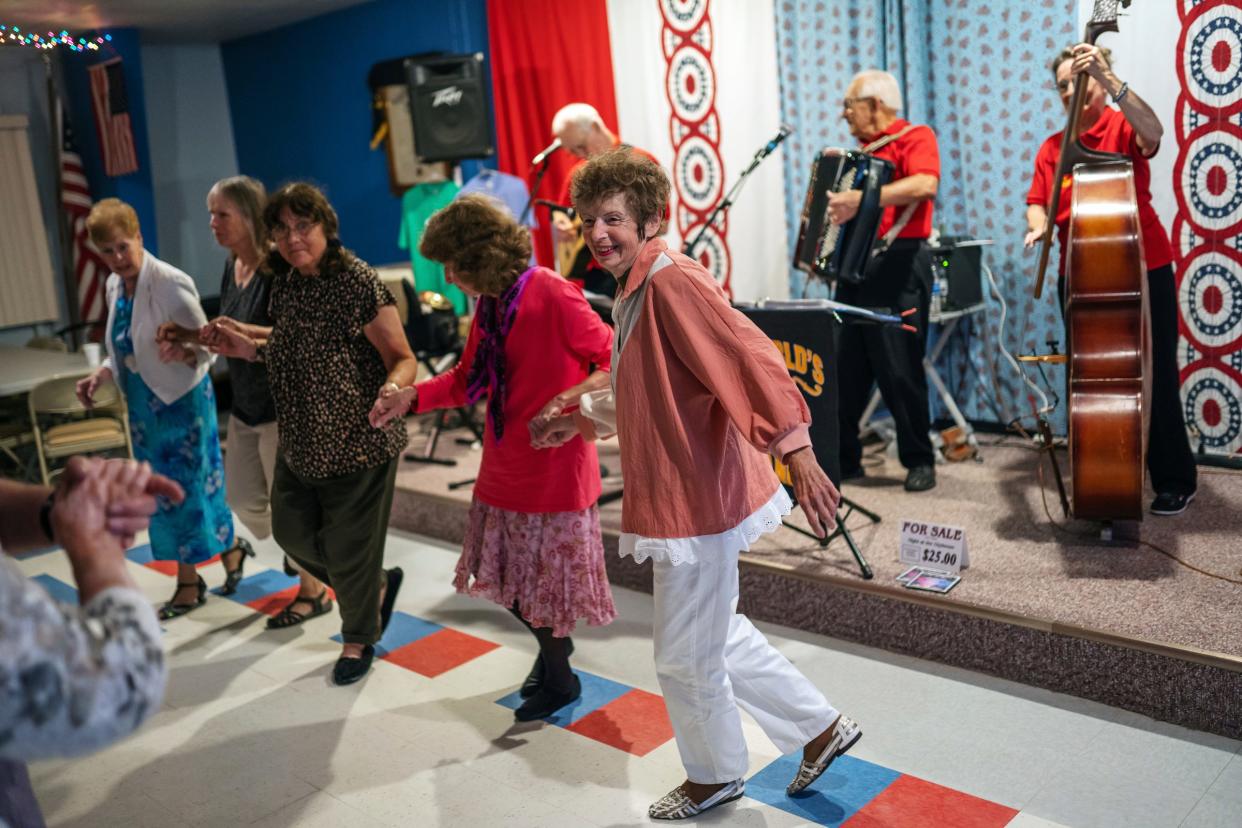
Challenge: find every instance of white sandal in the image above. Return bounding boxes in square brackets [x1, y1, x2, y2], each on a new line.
[786, 715, 862, 796]
[648, 778, 745, 820]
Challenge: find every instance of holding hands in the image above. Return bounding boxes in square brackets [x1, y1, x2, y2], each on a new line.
[50, 456, 184, 602]
[155, 322, 202, 366]
[54, 456, 186, 553]
[529, 414, 578, 449]
[529, 392, 579, 449]
[369, 382, 417, 428]
[200, 317, 258, 361]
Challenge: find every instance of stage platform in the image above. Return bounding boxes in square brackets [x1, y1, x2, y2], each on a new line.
[391, 417, 1242, 740]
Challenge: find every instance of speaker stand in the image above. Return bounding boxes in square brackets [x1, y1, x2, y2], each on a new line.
[783, 495, 877, 580]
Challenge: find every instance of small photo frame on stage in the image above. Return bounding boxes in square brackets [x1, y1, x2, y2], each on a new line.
[896, 566, 922, 584]
[904, 572, 960, 593]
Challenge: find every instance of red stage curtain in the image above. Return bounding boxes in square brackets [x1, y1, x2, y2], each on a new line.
[487, 0, 618, 267]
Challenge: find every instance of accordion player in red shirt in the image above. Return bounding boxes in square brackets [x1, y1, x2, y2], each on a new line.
[826, 69, 941, 493]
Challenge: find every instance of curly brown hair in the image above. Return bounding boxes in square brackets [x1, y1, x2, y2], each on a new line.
[570, 146, 670, 235]
[419, 194, 532, 296]
[263, 182, 356, 274]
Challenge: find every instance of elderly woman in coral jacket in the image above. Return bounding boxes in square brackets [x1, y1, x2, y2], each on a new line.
[531, 148, 856, 821]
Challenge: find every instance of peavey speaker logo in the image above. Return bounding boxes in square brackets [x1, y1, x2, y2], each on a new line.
[431, 86, 464, 107]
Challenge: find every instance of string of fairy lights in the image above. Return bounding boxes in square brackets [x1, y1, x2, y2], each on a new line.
[0, 24, 112, 51]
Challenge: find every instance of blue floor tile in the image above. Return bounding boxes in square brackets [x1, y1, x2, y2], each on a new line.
[495, 669, 633, 727]
[124, 544, 155, 565]
[744, 753, 899, 826]
[32, 573, 79, 605]
[331, 611, 442, 656]
[15, 544, 57, 561]
[219, 569, 299, 603]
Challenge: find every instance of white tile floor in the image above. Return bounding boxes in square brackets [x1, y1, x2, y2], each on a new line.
[19, 529, 1242, 827]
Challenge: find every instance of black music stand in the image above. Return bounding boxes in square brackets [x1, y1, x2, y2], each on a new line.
[740, 304, 875, 579]
[782, 494, 876, 580]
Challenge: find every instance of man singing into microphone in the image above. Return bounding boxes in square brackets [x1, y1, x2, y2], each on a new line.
[546, 103, 663, 296]
[827, 70, 941, 493]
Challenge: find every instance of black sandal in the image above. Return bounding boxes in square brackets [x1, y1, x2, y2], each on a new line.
[218, 538, 256, 596]
[159, 576, 207, 620]
[266, 589, 334, 629]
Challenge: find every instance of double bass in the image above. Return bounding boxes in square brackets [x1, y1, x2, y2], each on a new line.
[1033, 0, 1149, 522]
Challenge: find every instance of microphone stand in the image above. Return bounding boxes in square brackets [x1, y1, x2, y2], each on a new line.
[683, 135, 783, 258]
[520, 157, 553, 226]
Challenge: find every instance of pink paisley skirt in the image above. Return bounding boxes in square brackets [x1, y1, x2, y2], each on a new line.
[455, 499, 617, 637]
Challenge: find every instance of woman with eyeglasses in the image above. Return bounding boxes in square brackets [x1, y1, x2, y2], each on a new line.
[75, 198, 235, 621]
[195, 177, 332, 626]
[203, 182, 418, 685]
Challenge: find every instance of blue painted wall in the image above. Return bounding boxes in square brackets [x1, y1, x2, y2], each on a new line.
[221, 0, 492, 267]
[63, 28, 158, 254]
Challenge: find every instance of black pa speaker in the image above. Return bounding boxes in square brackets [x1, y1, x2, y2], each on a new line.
[404, 53, 494, 162]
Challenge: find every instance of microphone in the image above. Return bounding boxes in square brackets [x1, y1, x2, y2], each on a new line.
[756, 124, 794, 161]
[535, 199, 574, 218]
[531, 137, 562, 166]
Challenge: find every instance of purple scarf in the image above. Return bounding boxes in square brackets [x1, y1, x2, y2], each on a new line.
[464, 267, 535, 440]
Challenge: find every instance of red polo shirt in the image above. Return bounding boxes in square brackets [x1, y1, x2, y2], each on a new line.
[1027, 106, 1174, 274]
[867, 119, 940, 240]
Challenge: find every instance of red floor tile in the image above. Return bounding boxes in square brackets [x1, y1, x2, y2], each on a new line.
[383, 628, 500, 677]
[844, 774, 1018, 828]
[565, 688, 675, 756]
[144, 554, 222, 577]
[245, 584, 337, 617]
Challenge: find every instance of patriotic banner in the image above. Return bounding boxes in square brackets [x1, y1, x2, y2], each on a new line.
[1096, 0, 1242, 458]
[87, 57, 139, 177]
[606, 0, 789, 300]
[60, 108, 109, 329]
[488, 0, 787, 300]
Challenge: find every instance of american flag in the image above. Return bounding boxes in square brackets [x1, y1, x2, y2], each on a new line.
[61, 115, 109, 329]
[87, 58, 138, 177]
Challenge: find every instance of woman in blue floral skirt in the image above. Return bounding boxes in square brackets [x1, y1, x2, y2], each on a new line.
[76, 198, 235, 619]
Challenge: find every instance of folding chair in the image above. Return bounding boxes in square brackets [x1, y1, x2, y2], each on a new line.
[28, 373, 132, 484]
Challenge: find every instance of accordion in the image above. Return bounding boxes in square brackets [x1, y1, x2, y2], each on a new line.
[793, 148, 893, 285]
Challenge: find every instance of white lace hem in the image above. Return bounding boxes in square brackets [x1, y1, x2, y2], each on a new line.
[619, 486, 793, 566]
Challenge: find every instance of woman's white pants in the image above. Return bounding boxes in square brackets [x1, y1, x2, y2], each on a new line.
[652, 546, 839, 783]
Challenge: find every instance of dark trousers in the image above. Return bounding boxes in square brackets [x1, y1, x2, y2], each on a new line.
[0, 760, 44, 827]
[1058, 263, 1198, 496]
[836, 239, 935, 471]
[271, 454, 399, 645]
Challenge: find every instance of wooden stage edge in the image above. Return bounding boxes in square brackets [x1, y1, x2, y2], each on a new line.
[389, 482, 1242, 740]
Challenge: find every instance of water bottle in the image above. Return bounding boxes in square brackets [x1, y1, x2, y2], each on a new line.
[930, 277, 943, 318]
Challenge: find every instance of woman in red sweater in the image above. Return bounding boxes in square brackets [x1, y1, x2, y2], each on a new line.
[371, 195, 615, 721]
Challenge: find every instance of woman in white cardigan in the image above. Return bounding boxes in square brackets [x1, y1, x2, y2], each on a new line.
[75, 198, 237, 620]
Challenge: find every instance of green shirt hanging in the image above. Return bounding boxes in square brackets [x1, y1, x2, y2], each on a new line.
[397, 180, 466, 316]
